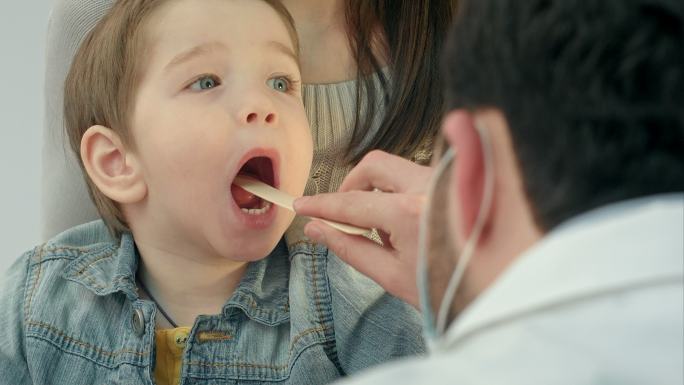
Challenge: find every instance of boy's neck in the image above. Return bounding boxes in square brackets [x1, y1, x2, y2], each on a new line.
[136, 240, 248, 328]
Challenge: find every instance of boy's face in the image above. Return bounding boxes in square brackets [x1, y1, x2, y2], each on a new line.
[129, 0, 312, 260]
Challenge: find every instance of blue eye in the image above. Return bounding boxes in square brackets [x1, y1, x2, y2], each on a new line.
[189, 75, 220, 91]
[267, 77, 290, 92]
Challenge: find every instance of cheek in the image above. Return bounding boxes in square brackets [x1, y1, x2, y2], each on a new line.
[137, 121, 228, 187]
[295, 109, 314, 165]
[296, 129, 314, 187]
[282, 109, 313, 193]
[297, 129, 313, 174]
[141, 133, 195, 176]
[282, 146, 311, 197]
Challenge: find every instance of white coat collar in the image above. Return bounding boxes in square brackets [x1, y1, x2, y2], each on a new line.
[438, 193, 684, 350]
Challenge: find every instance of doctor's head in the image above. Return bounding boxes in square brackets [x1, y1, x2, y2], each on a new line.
[63, 0, 313, 261]
[427, 0, 684, 320]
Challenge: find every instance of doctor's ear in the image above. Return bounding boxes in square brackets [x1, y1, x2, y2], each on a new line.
[441, 110, 492, 242]
[80, 125, 147, 204]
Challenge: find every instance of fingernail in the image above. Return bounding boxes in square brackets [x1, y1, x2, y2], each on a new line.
[293, 196, 309, 211]
[305, 223, 325, 243]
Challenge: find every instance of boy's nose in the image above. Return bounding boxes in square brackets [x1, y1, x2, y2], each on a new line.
[236, 86, 278, 125]
[244, 111, 276, 125]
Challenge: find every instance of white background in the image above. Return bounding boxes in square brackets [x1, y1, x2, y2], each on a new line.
[0, 1, 53, 275]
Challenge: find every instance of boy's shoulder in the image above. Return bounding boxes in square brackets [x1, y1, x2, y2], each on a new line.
[42, 219, 118, 252]
[15, 220, 121, 282]
[5, 219, 117, 278]
[0, 221, 151, 379]
[286, 239, 421, 326]
[2, 220, 136, 316]
[286, 240, 427, 366]
[286, 239, 409, 311]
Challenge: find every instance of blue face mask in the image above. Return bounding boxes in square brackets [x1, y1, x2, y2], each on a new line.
[417, 121, 494, 350]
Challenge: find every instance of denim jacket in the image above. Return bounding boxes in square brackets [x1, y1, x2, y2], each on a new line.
[0, 220, 425, 384]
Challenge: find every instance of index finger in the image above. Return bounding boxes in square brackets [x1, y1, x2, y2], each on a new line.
[340, 150, 433, 194]
[293, 190, 425, 233]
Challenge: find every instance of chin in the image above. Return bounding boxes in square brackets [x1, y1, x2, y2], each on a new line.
[228, 236, 283, 262]
[217, 218, 291, 262]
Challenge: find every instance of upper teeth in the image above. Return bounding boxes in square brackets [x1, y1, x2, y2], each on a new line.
[240, 201, 272, 215]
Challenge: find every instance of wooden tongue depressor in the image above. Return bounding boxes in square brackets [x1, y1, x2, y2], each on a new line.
[233, 175, 371, 236]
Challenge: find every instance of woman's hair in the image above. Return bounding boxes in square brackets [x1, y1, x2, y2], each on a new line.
[63, 0, 298, 237]
[344, 0, 458, 164]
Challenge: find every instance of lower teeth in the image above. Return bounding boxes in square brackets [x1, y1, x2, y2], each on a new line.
[240, 201, 272, 215]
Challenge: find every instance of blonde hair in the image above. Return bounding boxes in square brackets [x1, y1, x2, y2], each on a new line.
[64, 0, 299, 237]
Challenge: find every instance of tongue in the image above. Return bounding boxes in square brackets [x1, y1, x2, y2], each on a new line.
[231, 184, 262, 209]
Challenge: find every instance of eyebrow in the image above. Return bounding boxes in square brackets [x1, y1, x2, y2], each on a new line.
[266, 40, 300, 67]
[164, 41, 228, 72]
[164, 40, 299, 72]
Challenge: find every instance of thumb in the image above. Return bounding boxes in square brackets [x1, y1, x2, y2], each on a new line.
[305, 221, 420, 308]
[304, 220, 395, 279]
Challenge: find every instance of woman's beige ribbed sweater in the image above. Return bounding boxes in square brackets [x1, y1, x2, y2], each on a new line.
[284, 77, 387, 244]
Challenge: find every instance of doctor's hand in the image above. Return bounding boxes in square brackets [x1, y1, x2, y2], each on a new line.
[293, 150, 433, 308]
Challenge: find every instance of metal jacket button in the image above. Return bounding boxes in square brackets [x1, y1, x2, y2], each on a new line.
[132, 308, 145, 336]
[174, 329, 189, 349]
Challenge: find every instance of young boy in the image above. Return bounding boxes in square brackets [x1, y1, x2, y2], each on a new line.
[0, 1, 424, 384]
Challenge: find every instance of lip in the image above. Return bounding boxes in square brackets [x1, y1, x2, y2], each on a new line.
[229, 148, 281, 229]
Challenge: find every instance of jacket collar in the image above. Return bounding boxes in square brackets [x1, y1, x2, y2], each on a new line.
[440, 193, 684, 349]
[62, 224, 293, 326]
[222, 240, 291, 326]
[62, 231, 140, 301]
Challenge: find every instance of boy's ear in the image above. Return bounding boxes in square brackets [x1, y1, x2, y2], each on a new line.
[80, 125, 147, 204]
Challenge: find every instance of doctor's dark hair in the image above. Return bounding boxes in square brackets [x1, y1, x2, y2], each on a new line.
[443, 0, 684, 231]
[63, 0, 298, 237]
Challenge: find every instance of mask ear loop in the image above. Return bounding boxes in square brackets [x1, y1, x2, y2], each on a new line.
[417, 146, 456, 341]
[435, 119, 495, 336]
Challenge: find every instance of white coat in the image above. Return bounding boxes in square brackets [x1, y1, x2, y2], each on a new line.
[339, 194, 684, 385]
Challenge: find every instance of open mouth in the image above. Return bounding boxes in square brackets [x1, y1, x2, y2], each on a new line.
[231, 156, 275, 215]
